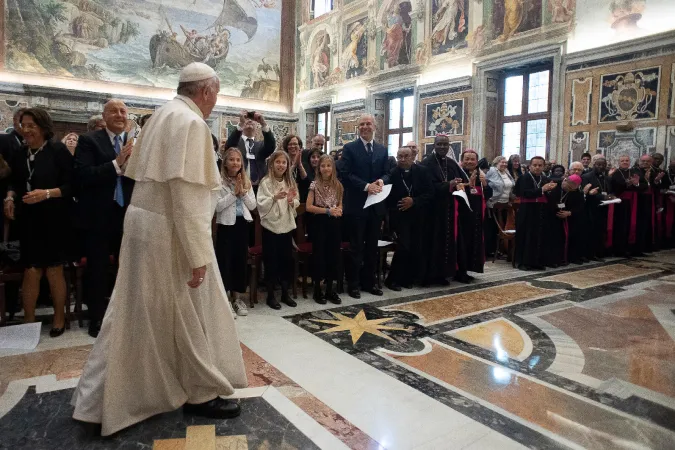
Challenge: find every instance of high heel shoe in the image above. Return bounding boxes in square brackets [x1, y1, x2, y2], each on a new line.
[49, 327, 65, 338]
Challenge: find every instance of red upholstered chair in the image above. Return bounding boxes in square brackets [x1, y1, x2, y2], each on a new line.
[293, 204, 312, 299]
[246, 212, 264, 308]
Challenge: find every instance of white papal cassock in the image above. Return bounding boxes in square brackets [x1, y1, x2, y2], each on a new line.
[72, 95, 248, 436]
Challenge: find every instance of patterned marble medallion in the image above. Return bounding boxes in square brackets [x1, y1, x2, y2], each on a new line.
[538, 263, 661, 289]
[310, 310, 409, 344]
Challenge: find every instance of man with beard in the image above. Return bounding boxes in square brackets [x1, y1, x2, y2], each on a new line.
[454, 150, 493, 282]
[385, 147, 433, 290]
[420, 134, 463, 285]
[636, 154, 665, 253]
[662, 156, 675, 248]
[581, 155, 613, 260]
[514, 156, 557, 270]
[611, 155, 643, 256]
[546, 174, 586, 266]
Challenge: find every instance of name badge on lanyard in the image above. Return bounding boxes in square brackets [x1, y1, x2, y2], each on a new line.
[670, 185, 675, 190]
[601, 191, 607, 197]
[557, 203, 565, 209]
[470, 188, 478, 195]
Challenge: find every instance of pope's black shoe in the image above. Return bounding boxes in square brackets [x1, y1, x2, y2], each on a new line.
[348, 289, 361, 299]
[184, 397, 241, 419]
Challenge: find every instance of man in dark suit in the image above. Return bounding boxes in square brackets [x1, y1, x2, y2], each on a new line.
[74, 99, 134, 337]
[385, 147, 433, 290]
[341, 114, 391, 298]
[225, 111, 276, 189]
[0, 108, 27, 231]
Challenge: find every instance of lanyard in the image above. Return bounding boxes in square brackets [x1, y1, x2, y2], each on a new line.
[594, 172, 609, 192]
[560, 188, 570, 205]
[619, 168, 632, 184]
[26, 143, 46, 192]
[401, 171, 413, 196]
[435, 153, 448, 181]
[529, 172, 542, 188]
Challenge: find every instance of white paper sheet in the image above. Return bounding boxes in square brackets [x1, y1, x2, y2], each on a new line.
[452, 190, 473, 212]
[0, 322, 41, 350]
[378, 240, 393, 247]
[364, 184, 392, 209]
[600, 198, 622, 206]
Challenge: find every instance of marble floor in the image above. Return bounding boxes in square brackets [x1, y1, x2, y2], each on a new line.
[1, 252, 675, 449]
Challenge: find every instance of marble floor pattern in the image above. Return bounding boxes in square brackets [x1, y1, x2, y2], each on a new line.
[1, 253, 675, 449]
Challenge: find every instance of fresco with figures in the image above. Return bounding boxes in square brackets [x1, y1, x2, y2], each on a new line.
[430, 0, 468, 56]
[342, 17, 369, 79]
[5, 0, 282, 101]
[378, 0, 413, 68]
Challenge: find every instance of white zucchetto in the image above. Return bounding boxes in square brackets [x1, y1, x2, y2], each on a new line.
[178, 63, 217, 83]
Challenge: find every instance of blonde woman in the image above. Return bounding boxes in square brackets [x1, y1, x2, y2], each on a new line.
[215, 148, 256, 316]
[256, 150, 300, 309]
[306, 155, 344, 304]
[62, 132, 79, 155]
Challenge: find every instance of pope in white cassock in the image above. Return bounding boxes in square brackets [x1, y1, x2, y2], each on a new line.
[71, 63, 248, 436]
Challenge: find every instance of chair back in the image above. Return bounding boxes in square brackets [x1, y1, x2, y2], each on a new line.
[493, 203, 517, 237]
[252, 210, 263, 247]
[294, 203, 308, 245]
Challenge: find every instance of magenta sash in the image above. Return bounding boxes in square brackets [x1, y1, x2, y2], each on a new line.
[619, 191, 638, 244]
[520, 196, 548, 203]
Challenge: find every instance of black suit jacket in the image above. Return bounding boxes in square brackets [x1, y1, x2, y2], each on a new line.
[225, 128, 276, 184]
[340, 139, 391, 217]
[74, 129, 134, 229]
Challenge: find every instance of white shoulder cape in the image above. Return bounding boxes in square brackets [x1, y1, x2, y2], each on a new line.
[125, 96, 220, 189]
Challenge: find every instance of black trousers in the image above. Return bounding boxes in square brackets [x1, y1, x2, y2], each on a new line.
[84, 203, 125, 323]
[387, 210, 422, 286]
[346, 211, 382, 291]
[311, 214, 341, 282]
[216, 218, 249, 294]
[262, 228, 293, 290]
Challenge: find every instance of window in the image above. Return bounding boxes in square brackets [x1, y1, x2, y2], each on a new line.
[314, 108, 331, 154]
[311, 0, 332, 19]
[386, 93, 414, 157]
[498, 66, 552, 161]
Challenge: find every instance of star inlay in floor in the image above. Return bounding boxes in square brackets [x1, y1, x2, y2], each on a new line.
[310, 309, 409, 344]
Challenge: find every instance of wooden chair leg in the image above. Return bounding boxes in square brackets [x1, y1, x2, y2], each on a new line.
[337, 250, 344, 294]
[248, 259, 255, 308]
[292, 253, 298, 299]
[254, 255, 261, 305]
[302, 255, 308, 299]
[76, 269, 84, 327]
[0, 280, 6, 327]
[64, 266, 72, 330]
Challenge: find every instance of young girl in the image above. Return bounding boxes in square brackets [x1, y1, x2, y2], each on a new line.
[215, 148, 257, 316]
[306, 155, 343, 304]
[256, 150, 300, 309]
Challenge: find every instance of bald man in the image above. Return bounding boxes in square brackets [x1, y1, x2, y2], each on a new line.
[74, 99, 135, 337]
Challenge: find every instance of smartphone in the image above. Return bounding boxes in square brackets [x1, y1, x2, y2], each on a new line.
[246, 111, 255, 119]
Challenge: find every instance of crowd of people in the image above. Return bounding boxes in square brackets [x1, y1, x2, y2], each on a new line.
[1, 103, 673, 335]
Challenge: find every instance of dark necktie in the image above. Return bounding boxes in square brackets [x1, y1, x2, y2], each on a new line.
[366, 142, 372, 156]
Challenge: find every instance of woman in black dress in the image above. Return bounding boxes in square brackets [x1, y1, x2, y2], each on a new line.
[4, 108, 73, 337]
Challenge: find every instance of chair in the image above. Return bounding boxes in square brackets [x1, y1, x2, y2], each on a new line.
[70, 255, 118, 327]
[293, 204, 312, 299]
[246, 212, 263, 308]
[492, 203, 518, 267]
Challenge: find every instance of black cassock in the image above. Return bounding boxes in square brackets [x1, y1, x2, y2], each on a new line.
[636, 168, 664, 253]
[662, 169, 675, 249]
[386, 165, 433, 286]
[455, 169, 493, 274]
[581, 170, 613, 259]
[514, 172, 551, 269]
[420, 154, 461, 283]
[610, 168, 644, 256]
[546, 183, 585, 266]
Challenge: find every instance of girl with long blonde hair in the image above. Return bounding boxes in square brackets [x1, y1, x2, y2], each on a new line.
[306, 155, 344, 304]
[215, 148, 256, 316]
[256, 150, 300, 309]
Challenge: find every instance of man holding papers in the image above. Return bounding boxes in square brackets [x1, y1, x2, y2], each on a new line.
[340, 114, 391, 298]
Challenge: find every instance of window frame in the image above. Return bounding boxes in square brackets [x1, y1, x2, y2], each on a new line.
[313, 107, 331, 154]
[385, 92, 415, 157]
[310, 0, 333, 20]
[496, 64, 553, 162]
